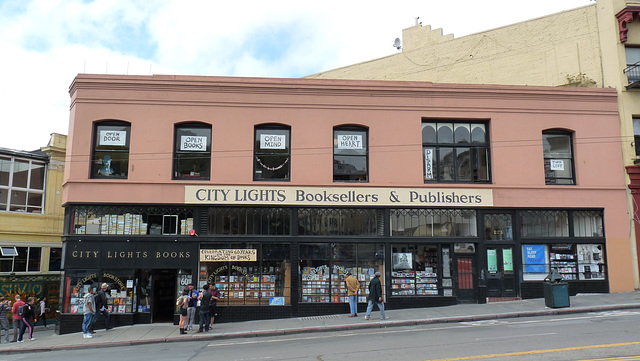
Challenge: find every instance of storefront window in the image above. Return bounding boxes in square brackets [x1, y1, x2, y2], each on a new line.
[520, 211, 569, 237]
[522, 245, 549, 281]
[297, 208, 379, 236]
[202, 243, 291, 306]
[69, 206, 194, 236]
[573, 211, 604, 237]
[577, 244, 605, 280]
[391, 244, 439, 296]
[101, 270, 135, 313]
[208, 207, 291, 236]
[137, 271, 152, 313]
[300, 243, 384, 303]
[484, 213, 513, 240]
[64, 270, 99, 313]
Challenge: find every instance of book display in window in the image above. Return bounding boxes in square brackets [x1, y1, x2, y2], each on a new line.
[331, 273, 348, 303]
[73, 212, 193, 236]
[577, 244, 605, 280]
[550, 244, 577, 280]
[391, 271, 415, 295]
[301, 269, 330, 303]
[416, 269, 438, 295]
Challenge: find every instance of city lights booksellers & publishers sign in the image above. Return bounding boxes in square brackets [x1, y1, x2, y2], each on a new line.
[185, 186, 493, 207]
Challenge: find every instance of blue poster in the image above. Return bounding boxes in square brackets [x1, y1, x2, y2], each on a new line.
[524, 245, 546, 273]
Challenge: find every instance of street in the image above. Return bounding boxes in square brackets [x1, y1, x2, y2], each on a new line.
[5, 310, 640, 361]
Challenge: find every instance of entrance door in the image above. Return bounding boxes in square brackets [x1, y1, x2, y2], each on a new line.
[486, 247, 517, 297]
[454, 255, 476, 302]
[152, 270, 177, 323]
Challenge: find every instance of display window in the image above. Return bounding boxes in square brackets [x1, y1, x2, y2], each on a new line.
[300, 243, 384, 303]
[201, 243, 291, 306]
[577, 244, 605, 280]
[391, 244, 440, 296]
[64, 269, 98, 313]
[522, 243, 606, 281]
[63, 269, 134, 313]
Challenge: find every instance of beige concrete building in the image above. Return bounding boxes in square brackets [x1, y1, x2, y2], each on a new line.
[308, 0, 640, 290]
[0, 133, 66, 324]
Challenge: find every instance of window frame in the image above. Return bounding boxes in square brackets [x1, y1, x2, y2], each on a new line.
[0, 154, 46, 213]
[172, 122, 212, 180]
[253, 124, 291, 181]
[333, 125, 369, 182]
[542, 129, 576, 185]
[91, 120, 131, 179]
[422, 120, 490, 184]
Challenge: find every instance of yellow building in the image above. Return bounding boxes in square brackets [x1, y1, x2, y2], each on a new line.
[308, 0, 640, 290]
[0, 133, 66, 324]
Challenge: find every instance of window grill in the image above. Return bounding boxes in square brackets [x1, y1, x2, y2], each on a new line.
[297, 208, 379, 236]
[520, 210, 569, 238]
[573, 210, 604, 238]
[390, 209, 477, 237]
[208, 207, 291, 236]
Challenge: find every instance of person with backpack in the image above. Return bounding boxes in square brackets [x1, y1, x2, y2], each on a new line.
[196, 284, 212, 333]
[10, 295, 24, 342]
[17, 297, 35, 342]
[34, 296, 48, 328]
[176, 288, 189, 334]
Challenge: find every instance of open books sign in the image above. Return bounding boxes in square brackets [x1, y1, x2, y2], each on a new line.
[200, 249, 257, 262]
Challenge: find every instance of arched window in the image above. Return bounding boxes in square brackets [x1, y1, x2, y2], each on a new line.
[254, 124, 290, 181]
[542, 129, 575, 185]
[91, 120, 131, 178]
[333, 126, 368, 182]
[173, 122, 211, 180]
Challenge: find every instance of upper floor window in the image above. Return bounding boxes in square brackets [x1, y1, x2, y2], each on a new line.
[334, 126, 368, 182]
[542, 130, 575, 185]
[254, 125, 290, 181]
[0, 155, 45, 213]
[422, 121, 489, 183]
[634, 118, 640, 157]
[173, 123, 211, 180]
[92, 121, 131, 179]
[625, 47, 640, 84]
[0, 246, 41, 273]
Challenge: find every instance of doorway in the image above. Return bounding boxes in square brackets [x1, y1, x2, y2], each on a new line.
[485, 246, 517, 297]
[152, 269, 177, 323]
[453, 254, 477, 302]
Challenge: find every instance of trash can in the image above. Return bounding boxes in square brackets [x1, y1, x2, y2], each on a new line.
[543, 271, 570, 308]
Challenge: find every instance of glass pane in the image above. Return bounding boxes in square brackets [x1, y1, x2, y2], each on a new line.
[9, 190, 27, 212]
[254, 154, 290, 180]
[520, 210, 569, 237]
[474, 147, 490, 181]
[454, 124, 470, 143]
[174, 126, 211, 179]
[95, 124, 130, 150]
[437, 123, 453, 144]
[300, 244, 331, 303]
[174, 152, 210, 178]
[93, 151, 129, 177]
[484, 214, 513, 240]
[0, 156, 10, 186]
[334, 129, 367, 156]
[28, 247, 41, 272]
[471, 124, 487, 143]
[626, 47, 640, 65]
[573, 211, 604, 237]
[439, 147, 454, 181]
[456, 148, 471, 181]
[12, 160, 29, 188]
[422, 123, 436, 143]
[49, 248, 62, 272]
[333, 155, 367, 174]
[14, 247, 28, 272]
[30, 162, 45, 190]
[0, 188, 6, 210]
[544, 159, 573, 183]
[543, 134, 572, 158]
[27, 192, 42, 213]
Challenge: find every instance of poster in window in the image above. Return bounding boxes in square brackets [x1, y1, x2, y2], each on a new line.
[502, 248, 513, 272]
[99, 130, 127, 146]
[260, 134, 286, 149]
[424, 148, 434, 180]
[393, 253, 412, 270]
[487, 249, 498, 273]
[523, 245, 546, 273]
[337, 134, 363, 149]
[550, 160, 564, 171]
[180, 136, 207, 151]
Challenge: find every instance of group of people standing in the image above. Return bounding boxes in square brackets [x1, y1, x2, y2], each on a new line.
[177, 283, 220, 335]
[81, 283, 112, 338]
[0, 294, 49, 343]
[344, 271, 388, 320]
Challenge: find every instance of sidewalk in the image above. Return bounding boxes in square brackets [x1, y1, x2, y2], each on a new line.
[2, 291, 640, 354]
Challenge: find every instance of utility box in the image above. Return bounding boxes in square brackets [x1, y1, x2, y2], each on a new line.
[543, 271, 570, 308]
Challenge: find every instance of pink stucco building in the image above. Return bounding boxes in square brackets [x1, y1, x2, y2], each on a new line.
[59, 74, 630, 333]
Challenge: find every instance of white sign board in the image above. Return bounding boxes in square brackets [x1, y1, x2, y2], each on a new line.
[260, 134, 285, 149]
[337, 134, 363, 149]
[99, 130, 127, 146]
[200, 249, 257, 262]
[424, 148, 434, 180]
[550, 160, 564, 171]
[180, 136, 207, 151]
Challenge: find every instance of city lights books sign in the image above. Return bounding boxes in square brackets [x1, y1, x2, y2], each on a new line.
[185, 186, 493, 207]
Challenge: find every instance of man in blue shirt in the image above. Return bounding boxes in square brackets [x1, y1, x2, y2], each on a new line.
[186, 283, 199, 331]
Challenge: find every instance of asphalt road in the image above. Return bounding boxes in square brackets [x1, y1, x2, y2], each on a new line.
[6, 310, 640, 361]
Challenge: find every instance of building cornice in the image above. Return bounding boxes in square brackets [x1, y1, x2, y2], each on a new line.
[616, 6, 640, 43]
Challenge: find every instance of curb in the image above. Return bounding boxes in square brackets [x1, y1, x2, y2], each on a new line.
[3, 303, 640, 354]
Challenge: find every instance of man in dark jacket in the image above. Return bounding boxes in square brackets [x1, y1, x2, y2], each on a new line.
[196, 284, 212, 333]
[91, 283, 112, 331]
[364, 272, 388, 320]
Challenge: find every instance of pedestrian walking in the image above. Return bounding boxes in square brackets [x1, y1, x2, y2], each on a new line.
[92, 283, 112, 331]
[10, 295, 24, 342]
[196, 284, 212, 333]
[82, 287, 96, 339]
[0, 297, 11, 343]
[364, 271, 388, 320]
[345, 271, 360, 317]
[17, 297, 36, 342]
[186, 283, 199, 331]
[177, 288, 189, 334]
[34, 296, 49, 328]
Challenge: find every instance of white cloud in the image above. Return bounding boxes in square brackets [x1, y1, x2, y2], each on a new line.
[0, 0, 592, 150]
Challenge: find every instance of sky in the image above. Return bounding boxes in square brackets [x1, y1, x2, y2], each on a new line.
[0, 0, 594, 151]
